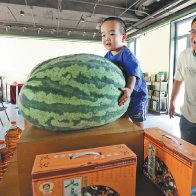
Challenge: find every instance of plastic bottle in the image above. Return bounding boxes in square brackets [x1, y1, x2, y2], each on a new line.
[0, 140, 6, 161]
[5, 121, 22, 152]
[0, 140, 8, 181]
[0, 140, 6, 150]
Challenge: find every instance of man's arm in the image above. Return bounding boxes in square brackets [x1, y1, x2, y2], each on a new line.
[169, 80, 182, 118]
[119, 76, 136, 106]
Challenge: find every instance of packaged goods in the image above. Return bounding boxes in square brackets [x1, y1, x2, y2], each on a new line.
[32, 144, 137, 196]
[143, 128, 196, 196]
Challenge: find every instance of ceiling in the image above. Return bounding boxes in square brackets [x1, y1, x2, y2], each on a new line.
[0, 0, 195, 41]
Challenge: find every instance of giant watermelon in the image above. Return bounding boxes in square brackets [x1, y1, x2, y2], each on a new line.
[18, 53, 129, 131]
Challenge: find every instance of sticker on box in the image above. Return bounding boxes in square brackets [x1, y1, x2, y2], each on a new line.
[64, 177, 82, 195]
[144, 128, 196, 196]
[143, 144, 178, 196]
[39, 182, 54, 196]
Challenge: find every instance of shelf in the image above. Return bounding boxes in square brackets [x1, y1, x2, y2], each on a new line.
[151, 95, 167, 99]
[148, 108, 167, 114]
[147, 80, 168, 115]
[151, 81, 168, 83]
[150, 90, 167, 92]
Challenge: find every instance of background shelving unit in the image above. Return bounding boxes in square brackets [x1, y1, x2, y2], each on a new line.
[147, 80, 168, 114]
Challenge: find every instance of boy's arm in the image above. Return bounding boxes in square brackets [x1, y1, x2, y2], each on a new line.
[119, 76, 136, 106]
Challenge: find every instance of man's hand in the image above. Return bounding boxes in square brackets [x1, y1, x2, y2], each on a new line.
[119, 87, 131, 106]
[169, 102, 175, 118]
[169, 80, 182, 118]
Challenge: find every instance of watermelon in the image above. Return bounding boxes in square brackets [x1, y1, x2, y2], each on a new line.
[18, 53, 129, 131]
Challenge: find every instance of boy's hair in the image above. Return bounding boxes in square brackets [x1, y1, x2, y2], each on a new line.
[101, 17, 126, 34]
[191, 17, 196, 26]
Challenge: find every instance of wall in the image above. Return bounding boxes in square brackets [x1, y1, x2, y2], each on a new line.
[0, 26, 170, 100]
[138, 24, 170, 75]
[1, 24, 170, 83]
[0, 36, 107, 84]
[0, 36, 107, 100]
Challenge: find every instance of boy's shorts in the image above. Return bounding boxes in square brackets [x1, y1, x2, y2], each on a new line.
[127, 98, 148, 122]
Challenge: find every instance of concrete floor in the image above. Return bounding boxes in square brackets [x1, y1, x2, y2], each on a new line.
[144, 112, 180, 138]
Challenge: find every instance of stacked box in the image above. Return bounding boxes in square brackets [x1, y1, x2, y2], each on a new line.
[143, 128, 196, 196]
[152, 100, 157, 111]
[32, 144, 137, 196]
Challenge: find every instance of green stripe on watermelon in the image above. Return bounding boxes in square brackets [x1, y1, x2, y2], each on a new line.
[30, 54, 120, 77]
[30, 62, 124, 84]
[18, 103, 127, 131]
[19, 89, 118, 108]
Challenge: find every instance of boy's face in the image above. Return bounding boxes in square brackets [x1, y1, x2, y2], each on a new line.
[190, 21, 196, 52]
[101, 20, 126, 53]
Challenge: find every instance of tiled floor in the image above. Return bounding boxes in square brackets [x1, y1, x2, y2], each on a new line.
[0, 102, 181, 140]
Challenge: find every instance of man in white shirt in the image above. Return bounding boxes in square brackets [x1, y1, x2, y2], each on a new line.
[169, 17, 196, 145]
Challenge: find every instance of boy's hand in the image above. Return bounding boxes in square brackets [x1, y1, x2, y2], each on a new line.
[119, 87, 131, 106]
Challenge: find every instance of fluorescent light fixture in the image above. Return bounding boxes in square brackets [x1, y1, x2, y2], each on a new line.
[81, 16, 85, 23]
[96, 23, 101, 30]
[38, 28, 42, 34]
[67, 30, 71, 36]
[20, 10, 25, 16]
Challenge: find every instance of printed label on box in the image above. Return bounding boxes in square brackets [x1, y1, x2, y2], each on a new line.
[39, 181, 54, 196]
[143, 128, 196, 196]
[82, 185, 120, 196]
[32, 144, 136, 196]
[147, 144, 156, 179]
[144, 151, 178, 196]
[64, 177, 82, 196]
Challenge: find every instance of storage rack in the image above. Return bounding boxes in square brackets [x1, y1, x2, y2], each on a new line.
[147, 80, 168, 114]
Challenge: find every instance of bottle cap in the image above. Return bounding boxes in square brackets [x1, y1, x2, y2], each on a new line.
[0, 140, 5, 144]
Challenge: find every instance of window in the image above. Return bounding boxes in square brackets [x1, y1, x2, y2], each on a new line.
[128, 37, 140, 59]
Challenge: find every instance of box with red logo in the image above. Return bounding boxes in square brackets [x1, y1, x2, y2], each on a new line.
[32, 144, 137, 196]
[143, 128, 196, 196]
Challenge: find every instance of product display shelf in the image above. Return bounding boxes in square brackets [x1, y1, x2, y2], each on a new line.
[147, 81, 168, 114]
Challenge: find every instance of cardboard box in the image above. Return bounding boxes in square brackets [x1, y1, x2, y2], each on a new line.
[0, 152, 162, 196]
[17, 118, 144, 196]
[143, 128, 196, 196]
[32, 144, 136, 196]
[152, 100, 157, 111]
